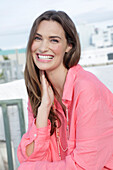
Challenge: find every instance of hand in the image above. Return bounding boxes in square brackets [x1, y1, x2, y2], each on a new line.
[36, 71, 54, 128]
[40, 71, 54, 111]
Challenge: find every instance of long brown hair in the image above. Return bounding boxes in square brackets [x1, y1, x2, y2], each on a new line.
[24, 10, 81, 135]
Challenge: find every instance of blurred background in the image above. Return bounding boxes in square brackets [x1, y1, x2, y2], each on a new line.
[0, 0, 113, 169]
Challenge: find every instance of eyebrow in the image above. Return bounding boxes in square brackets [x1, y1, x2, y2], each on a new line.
[35, 33, 42, 37]
[35, 33, 61, 39]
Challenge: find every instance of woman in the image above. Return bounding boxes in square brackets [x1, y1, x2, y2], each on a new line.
[17, 10, 113, 169]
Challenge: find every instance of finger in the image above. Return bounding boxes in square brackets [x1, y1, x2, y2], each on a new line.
[40, 70, 45, 85]
[39, 70, 44, 82]
[41, 72, 49, 92]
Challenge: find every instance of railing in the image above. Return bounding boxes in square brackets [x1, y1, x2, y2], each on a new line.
[0, 99, 25, 170]
[0, 60, 24, 83]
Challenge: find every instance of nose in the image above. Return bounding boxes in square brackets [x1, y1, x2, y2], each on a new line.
[38, 40, 48, 53]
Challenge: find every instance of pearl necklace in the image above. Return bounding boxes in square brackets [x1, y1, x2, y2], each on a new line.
[53, 103, 69, 160]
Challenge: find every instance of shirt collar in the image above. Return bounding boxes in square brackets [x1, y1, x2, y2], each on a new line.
[62, 64, 81, 104]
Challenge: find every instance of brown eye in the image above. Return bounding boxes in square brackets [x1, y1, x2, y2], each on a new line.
[34, 36, 42, 41]
[51, 39, 59, 43]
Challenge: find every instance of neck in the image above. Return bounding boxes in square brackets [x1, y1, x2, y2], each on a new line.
[46, 66, 68, 98]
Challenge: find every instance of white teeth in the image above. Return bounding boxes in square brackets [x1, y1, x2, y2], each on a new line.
[38, 55, 53, 59]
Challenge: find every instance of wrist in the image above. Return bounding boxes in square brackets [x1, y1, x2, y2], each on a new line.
[36, 104, 50, 128]
[39, 102, 51, 112]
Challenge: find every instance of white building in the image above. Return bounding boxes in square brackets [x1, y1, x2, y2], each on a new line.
[91, 25, 113, 48]
[77, 23, 113, 66]
[78, 23, 95, 50]
[79, 46, 113, 66]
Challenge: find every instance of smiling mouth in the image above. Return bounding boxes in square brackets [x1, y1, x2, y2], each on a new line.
[37, 54, 54, 60]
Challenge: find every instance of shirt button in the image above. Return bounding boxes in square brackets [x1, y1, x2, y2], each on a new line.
[34, 134, 37, 137]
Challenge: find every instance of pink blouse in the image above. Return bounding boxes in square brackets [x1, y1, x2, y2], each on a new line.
[17, 64, 113, 170]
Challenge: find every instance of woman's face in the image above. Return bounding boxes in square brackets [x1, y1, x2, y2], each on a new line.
[31, 20, 71, 73]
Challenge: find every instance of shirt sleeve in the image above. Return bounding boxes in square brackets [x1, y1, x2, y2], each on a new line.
[72, 79, 113, 169]
[17, 99, 51, 163]
[18, 78, 113, 170]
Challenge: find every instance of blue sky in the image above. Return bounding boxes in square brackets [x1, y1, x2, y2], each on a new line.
[0, 0, 113, 50]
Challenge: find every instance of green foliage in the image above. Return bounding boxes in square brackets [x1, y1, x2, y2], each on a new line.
[2, 55, 9, 60]
[0, 71, 4, 78]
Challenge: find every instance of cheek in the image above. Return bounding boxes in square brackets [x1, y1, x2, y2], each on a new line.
[51, 44, 63, 54]
[31, 42, 38, 52]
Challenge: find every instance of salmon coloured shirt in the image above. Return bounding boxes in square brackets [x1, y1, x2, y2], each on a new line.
[17, 64, 113, 170]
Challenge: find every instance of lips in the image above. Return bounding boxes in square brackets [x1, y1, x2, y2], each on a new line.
[36, 53, 54, 60]
[36, 53, 54, 63]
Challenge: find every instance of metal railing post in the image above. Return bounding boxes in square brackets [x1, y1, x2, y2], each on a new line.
[0, 99, 25, 170]
[2, 103, 14, 170]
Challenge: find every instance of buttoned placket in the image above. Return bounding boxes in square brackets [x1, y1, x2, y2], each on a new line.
[54, 98, 70, 160]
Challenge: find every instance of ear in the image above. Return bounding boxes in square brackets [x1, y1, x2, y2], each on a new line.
[65, 44, 72, 53]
